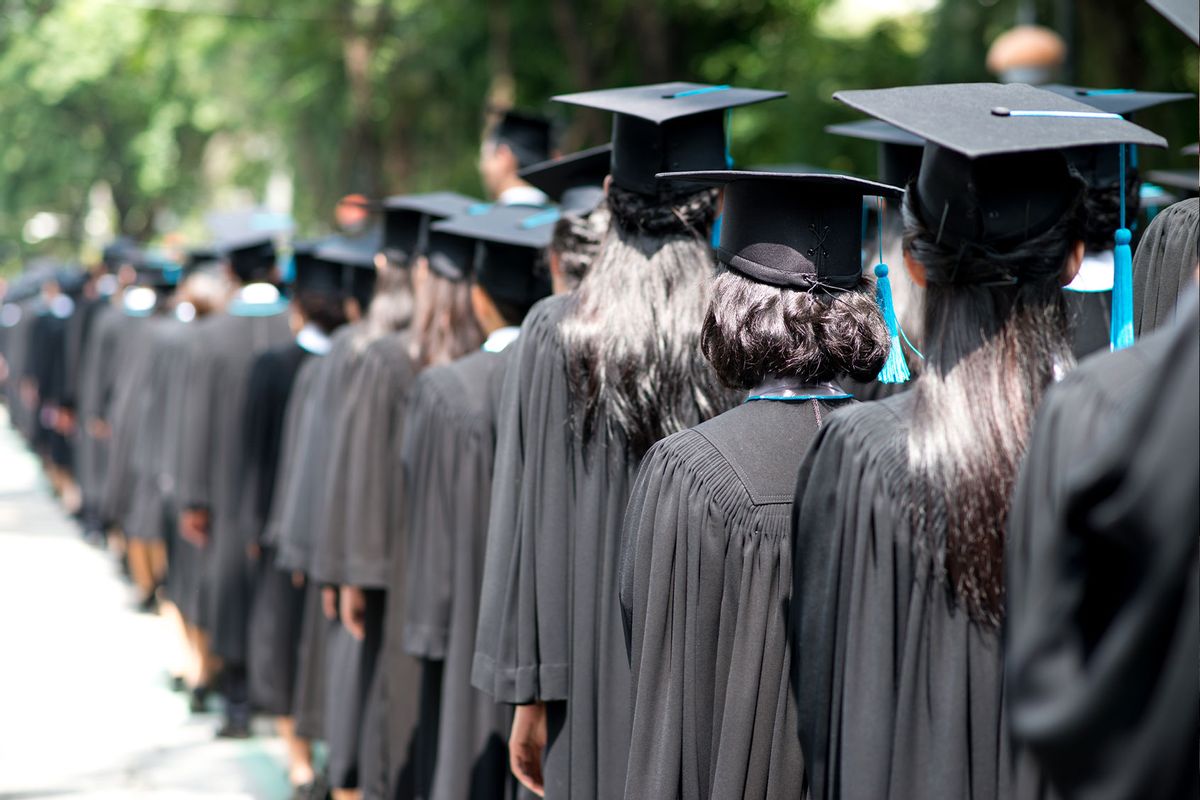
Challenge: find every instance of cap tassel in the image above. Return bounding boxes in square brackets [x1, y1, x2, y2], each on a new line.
[873, 196, 910, 384]
[874, 262, 911, 384]
[1110, 143, 1134, 351]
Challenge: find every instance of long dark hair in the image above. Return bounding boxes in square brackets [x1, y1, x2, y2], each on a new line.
[353, 258, 415, 350]
[560, 185, 734, 456]
[701, 270, 890, 389]
[407, 259, 484, 368]
[902, 179, 1085, 627]
[551, 202, 612, 292]
[1080, 178, 1141, 252]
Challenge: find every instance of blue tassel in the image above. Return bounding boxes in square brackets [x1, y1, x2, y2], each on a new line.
[1110, 227, 1134, 350]
[874, 262, 911, 383]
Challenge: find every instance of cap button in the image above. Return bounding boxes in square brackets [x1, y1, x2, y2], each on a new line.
[990, 106, 1011, 117]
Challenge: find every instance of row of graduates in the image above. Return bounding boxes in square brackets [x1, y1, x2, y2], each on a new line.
[3, 75, 1198, 800]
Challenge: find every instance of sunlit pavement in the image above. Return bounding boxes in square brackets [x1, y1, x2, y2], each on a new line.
[0, 409, 291, 799]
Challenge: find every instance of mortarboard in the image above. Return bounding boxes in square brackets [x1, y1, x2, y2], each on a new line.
[488, 110, 553, 169]
[102, 237, 141, 271]
[826, 119, 925, 187]
[1148, 143, 1200, 196]
[1146, 0, 1199, 44]
[316, 229, 382, 309]
[183, 244, 221, 277]
[135, 250, 182, 289]
[221, 235, 277, 283]
[552, 82, 786, 195]
[432, 205, 555, 307]
[834, 83, 1165, 248]
[519, 144, 612, 213]
[657, 170, 902, 290]
[382, 192, 479, 265]
[292, 240, 345, 296]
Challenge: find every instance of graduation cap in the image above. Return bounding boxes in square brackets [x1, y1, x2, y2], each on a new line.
[292, 241, 345, 296]
[316, 230, 382, 310]
[135, 250, 182, 289]
[183, 244, 222, 277]
[382, 192, 480, 265]
[826, 120, 925, 187]
[657, 170, 902, 290]
[488, 110, 553, 169]
[221, 235, 277, 283]
[1146, 0, 1199, 44]
[835, 83, 1165, 248]
[837, 82, 1166, 352]
[102, 237, 141, 271]
[432, 205, 555, 307]
[518, 144, 612, 213]
[1041, 84, 1194, 118]
[552, 82, 787, 195]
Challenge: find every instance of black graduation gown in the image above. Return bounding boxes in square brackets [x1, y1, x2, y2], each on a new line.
[101, 314, 159, 532]
[790, 392, 1044, 800]
[175, 307, 292, 664]
[1064, 289, 1111, 359]
[76, 303, 134, 526]
[473, 295, 642, 800]
[248, 342, 322, 716]
[398, 347, 516, 800]
[620, 399, 848, 799]
[1007, 287, 1199, 800]
[313, 331, 417, 790]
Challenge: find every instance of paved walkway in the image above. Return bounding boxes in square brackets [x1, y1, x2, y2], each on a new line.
[0, 409, 291, 799]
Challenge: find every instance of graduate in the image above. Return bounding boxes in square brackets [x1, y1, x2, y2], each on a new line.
[398, 198, 601, 800]
[788, 83, 1164, 799]
[1040, 85, 1192, 357]
[242, 240, 353, 793]
[472, 82, 785, 800]
[620, 170, 899, 800]
[1006, 199, 1199, 800]
[175, 235, 294, 739]
[480, 109, 554, 206]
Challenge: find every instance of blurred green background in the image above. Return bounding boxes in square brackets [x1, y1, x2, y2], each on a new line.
[0, 0, 1195, 273]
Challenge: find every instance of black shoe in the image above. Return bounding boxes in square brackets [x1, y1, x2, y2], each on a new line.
[189, 686, 210, 713]
[136, 593, 159, 614]
[215, 720, 253, 739]
[293, 777, 331, 800]
[169, 675, 186, 693]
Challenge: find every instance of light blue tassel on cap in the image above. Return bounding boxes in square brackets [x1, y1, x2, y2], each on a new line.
[874, 261, 911, 383]
[1110, 143, 1134, 351]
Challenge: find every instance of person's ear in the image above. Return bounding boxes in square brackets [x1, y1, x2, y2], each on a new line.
[1060, 240, 1085, 286]
[903, 249, 927, 288]
[603, 174, 612, 196]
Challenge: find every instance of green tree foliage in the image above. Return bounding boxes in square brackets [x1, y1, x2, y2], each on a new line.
[0, 0, 1194, 274]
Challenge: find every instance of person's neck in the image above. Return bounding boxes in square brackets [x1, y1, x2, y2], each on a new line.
[492, 174, 530, 198]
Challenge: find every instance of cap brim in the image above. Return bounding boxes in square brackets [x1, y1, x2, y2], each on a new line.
[433, 205, 558, 249]
[657, 169, 904, 199]
[835, 83, 1167, 159]
[1041, 84, 1195, 115]
[384, 192, 481, 220]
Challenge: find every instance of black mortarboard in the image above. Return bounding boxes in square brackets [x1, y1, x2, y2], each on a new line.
[183, 244, 221, 276]
[1183, 143, 1199, 156]
[826, 119, 925, 188]
[382, 192, 479, 264]
[292, 241, 345, 296]
[221, 235, 277, 282]
[55, 268, 88, 296]
[519, 144, 612, 213]
[1145, 169, 1199, 195]
[432, 205, 555, 306]
[552, 82, 786, 195]
[835, 83, 1166, 247]
[1146, 0, 1199, 43]
[658, 170, 902, 290]
[1041, 84, 1194, 117]
[102, 237, 141, 271]
[488, 110, 553, 169]
[316, 229, 382, 308]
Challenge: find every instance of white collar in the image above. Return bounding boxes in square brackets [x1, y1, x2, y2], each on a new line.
[482, 326, 520, 353]
[1065, 250, 1115, 293]
[296, 323, 332, 355]
[235, 282, 282, 304]
[498, 185, 550, 207]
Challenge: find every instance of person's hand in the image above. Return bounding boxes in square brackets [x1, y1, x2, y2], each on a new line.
[179, 509, 210, 548]
[340, 585, 367, 640]
[321, 586, 339, 621]
[55, 408, 76, 436]
[291, 571, 306, 589]
[88, 418, 111, 440]
[246, 541, 261, 561]
[509, 701, 548, 797]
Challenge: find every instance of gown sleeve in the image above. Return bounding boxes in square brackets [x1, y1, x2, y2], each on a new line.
[175, 331, 219, 512]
